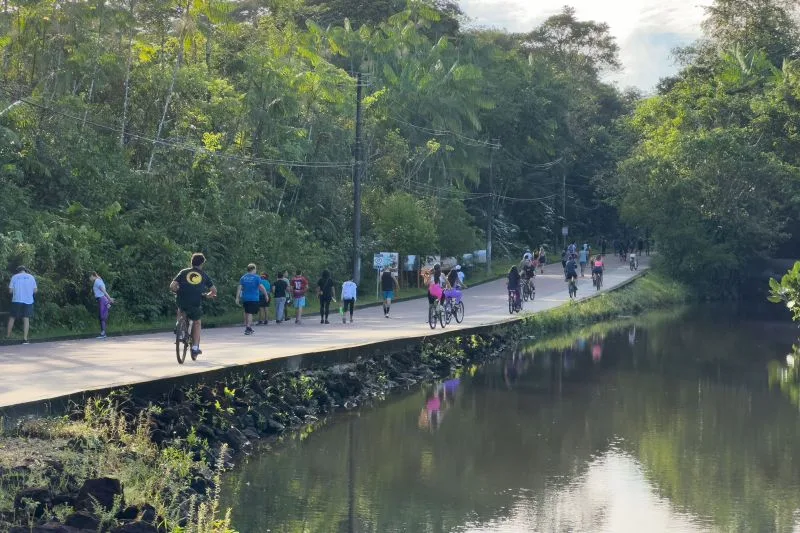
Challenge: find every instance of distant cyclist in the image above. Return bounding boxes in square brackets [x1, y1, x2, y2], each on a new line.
[428, 264, 447, 307]
[592, 255, 604, 285]
[507, 266, 522, 308]
[171, 253, 217, 358]
[565, 254, 578, 288]
[520, 258, 536, 295]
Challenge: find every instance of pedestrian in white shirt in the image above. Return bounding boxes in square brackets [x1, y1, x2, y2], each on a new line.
[90, 271, 115, 339]
[7, 266, 37, 344]
[340, 278, 358, 323]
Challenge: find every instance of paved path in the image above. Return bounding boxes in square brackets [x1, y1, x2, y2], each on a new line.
[0, 258, 648, 407]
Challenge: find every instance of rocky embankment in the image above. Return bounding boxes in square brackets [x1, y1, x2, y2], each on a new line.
[1, 331, 511, 532]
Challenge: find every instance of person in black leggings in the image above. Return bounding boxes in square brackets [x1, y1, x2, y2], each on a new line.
[316, 270, 335, 324]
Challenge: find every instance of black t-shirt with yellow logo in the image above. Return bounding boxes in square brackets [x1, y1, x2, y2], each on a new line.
[173, 267, 214, 307]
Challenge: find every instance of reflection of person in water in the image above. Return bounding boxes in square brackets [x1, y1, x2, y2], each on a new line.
[628, 324, 636, 346]
[418, 380, 460, 432]
[591, 334, 603, 362]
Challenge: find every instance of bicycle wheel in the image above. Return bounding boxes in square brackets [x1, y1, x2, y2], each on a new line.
[175, 317, 189, 364]
[428, 304, 437, 329]
[444, 302, 453, 325]
[522, 283, 529, 302]
[439, 304, 446, 328]
[454, 301, 465, 323]
[508, 294, 514, 314]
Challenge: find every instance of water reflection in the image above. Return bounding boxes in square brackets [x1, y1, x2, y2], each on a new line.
[222, 307, 800, 533]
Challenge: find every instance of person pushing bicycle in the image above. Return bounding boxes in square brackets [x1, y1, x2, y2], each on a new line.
[170, 253, 217, 358]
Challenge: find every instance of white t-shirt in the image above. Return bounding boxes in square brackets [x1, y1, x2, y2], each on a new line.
[457, 272, 465, 284]
[9, 272, 37, 304]
[341, 280, 358, 301]
[93, 278, 107, 299]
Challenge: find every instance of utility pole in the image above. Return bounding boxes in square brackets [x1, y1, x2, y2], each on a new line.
[352, 72, 364, 284]
[562, 171, 566, 251]
[486, 139, 499, 275]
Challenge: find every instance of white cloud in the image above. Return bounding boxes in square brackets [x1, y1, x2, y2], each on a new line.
[459, 0, 713, 90]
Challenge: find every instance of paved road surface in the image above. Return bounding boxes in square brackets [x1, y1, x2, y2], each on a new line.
[0, 257, 648, 407]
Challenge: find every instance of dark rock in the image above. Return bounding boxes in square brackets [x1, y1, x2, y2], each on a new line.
[223, 427, 246, 450]
[52, 495, 76, 508]
[116, 505, 140, 520]
[190, 476, 209, 495]
[266, 418, 285, 434]
[76, 477, 124, 512]
[242, 427, 260, 441]
[111, 521, 159, 533]
[196, 425, 215, 441]
[14, 487, 52, 517]
[64, 511, 100, 530]
[140, 504, 157, 523]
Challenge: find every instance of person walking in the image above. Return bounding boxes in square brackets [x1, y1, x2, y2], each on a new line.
[290, 269, 309, 324]
[341, 277, 357, 323]
[6, 266, 37, 344]
[316, 270, 336, 324]
[381, 267, 399, 318]
[90, 271, 115, 339]
[273, 272, 289, 323]
[578, 244, 589, 277]
[236, 263, 268, 335]
[538, 246, 547, 274]
[257, 273, 271, 325]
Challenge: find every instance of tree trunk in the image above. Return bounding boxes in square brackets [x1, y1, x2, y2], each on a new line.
[147, 43, 183, 173]
[120, 0, 137, 147]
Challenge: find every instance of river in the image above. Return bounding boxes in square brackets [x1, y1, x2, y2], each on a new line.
[221, 305, 800, 533]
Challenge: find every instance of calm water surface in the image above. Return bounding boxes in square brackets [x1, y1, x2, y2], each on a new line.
[222, 306, 800, 533]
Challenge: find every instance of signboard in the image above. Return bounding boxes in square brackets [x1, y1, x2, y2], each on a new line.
[562, 226, 569, 237]
[374, 252, 399, 271]
[404, 255, 418, 272]
[474, 250, 487, 264]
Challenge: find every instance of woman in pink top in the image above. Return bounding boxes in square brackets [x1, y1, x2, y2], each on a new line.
[592, 255, 604, 287]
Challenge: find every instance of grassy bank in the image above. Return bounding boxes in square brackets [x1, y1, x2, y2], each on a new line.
[3, 261, 515, 345]
[519, 272, 691, 338]
[0, 272, 689, 532]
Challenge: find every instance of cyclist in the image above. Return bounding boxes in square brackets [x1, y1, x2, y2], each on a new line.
[519, 258, 536, 296]
[171, 253, 217, 358]
[522, 248, 533, 264]
[507, 265, 521, 308]
[592, 255, 604, 286]
[428, 263, 447, 308]
[447, 265, 461, 289]
[565, 254, 578, 295]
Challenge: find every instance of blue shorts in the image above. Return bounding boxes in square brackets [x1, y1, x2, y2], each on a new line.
[293, 297, 306, 308]
[383, 291, 394, 300]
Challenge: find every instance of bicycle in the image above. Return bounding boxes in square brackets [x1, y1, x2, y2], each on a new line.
[175, 313, 198, 364]
[508, 289, 522, 314]
[593, 272, 603, 291]
[567, 277, 578, 299]
[443, 288, 465, 325]
[521, 277, 535, 302]
[428, 300, 446, 329]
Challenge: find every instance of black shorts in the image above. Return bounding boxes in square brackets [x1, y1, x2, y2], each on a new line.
[180, 304, 203, 321]
[242, 301, 260, 315]
[259, 297, 270, 308]
[10, 302, 34, 319]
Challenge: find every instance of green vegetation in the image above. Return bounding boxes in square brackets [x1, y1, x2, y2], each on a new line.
[0, 397, 236, 532]
[609, 0, 800, 294]
[520, 272, 692, 337]
[0, 0, 628, 331]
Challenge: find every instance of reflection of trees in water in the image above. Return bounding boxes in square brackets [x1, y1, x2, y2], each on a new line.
[222, 314, 800, 533]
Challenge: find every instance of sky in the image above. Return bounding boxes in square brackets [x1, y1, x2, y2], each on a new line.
[458, 0, 713, 91]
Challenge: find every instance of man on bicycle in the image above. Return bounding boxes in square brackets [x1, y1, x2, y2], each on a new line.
[519, 258, 536, 295]
[565, 254, 578, 287]
[171, 253, 217, 358]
